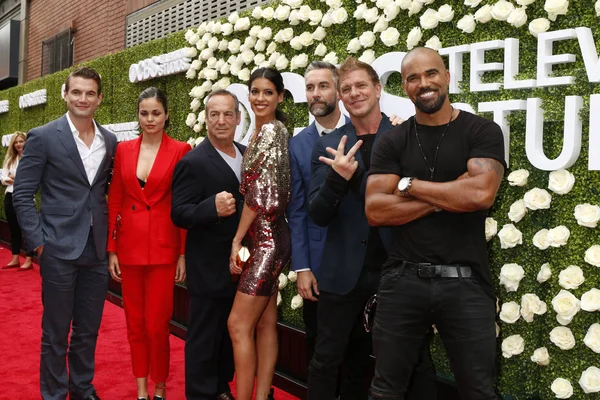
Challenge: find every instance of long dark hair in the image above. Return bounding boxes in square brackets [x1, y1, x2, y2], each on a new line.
[247, 67, 288, 124]
[137, 87, 170, 128]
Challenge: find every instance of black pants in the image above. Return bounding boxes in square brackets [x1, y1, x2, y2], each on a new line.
[371, 264, 498, 400]
[4, 192, 34, 256]
[308, 268, 436, 400]
[185, 295, 235, 399]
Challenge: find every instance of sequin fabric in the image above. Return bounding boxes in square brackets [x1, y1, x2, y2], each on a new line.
[238, 120, 292, 296]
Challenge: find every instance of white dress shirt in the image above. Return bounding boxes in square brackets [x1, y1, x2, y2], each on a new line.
[66, 113, 106, 185]
[1, 158, 19, 193]
[314, 113, 346, 137]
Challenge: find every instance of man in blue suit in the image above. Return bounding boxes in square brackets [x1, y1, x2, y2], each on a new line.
[306, 57, 436, 400]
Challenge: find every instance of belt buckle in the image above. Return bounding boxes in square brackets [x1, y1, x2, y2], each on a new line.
[417, 263, 435, 278]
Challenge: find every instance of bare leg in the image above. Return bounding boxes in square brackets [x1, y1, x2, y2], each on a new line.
[22, 256, 33, 269]
[255, 293, 279, 400]
[9, 254, 20, 265]
[136, 377, 148, 399]
[154, 382, 166, 398]
[228, 292, 272, 400]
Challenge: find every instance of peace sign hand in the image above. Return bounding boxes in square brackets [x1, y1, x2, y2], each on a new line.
[318, 135, 363, 181]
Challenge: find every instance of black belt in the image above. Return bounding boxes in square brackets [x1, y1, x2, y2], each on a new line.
[402, 261, 472, 278]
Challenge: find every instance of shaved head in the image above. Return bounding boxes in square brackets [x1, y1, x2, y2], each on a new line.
[401, 47, 446, 77]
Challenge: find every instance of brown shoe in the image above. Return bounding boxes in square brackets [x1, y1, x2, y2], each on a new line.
[216, 392, 235, 400]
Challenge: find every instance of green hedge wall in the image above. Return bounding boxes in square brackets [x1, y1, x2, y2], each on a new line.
[1, 1, 599, 398]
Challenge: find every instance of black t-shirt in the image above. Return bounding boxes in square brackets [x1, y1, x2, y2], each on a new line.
[369, 110, 506, 296]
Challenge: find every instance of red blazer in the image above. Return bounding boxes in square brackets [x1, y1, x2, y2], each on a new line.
[107, 133, 191, 265]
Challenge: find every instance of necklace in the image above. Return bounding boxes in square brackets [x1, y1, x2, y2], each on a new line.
[413, 107, 454, 180]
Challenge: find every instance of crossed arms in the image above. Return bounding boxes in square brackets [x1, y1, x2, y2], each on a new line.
[365, 157, 505, 227]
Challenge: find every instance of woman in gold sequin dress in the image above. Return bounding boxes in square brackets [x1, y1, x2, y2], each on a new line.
[228, 67, 291, 400]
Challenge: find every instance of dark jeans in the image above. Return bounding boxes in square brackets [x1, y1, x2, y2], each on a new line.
[308, 268, 436, 400]
[39, 229, 109, 400]
[185, 295, 235, 399]
[4, 193, 34, 256]
[371, 264, 498, 400]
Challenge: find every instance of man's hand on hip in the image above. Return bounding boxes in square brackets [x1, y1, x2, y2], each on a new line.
[297, 270, 319, 301]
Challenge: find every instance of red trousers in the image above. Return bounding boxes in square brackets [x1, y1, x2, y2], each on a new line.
[120, 263, 176, 382]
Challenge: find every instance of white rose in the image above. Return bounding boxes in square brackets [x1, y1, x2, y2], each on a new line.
[268, 52, 280, 66]
[501, 334, 525, 358]
[252, 7, 263, 19]
[521, 293, 547, 323]
[186, 137, 196, 147]
[499, 301, 520, 324]
[199, 48, 213, 61]
[547, 225, 570, 247]
[218, 39, 229, 51]
[255, 39, 267, 52]
[277, 291, 282, 306]
[323, 51, 338, 65]
[185, 69, 197, 79]
[275, 5, 291, 21]
[552, 289, 580, 325]
[185, 113, 197, 128]
[288, 10, 300, 25]
[220, 23, 233, 36]
[194, 136, 205, 146]
[192, 123, 203, 134]
[581, 288, 600, 312]
[544, 0, 569, 21]
[548, 169, 575, 195]
[585, 245, 600, 267]
[321, 12, 333, 27]
[278, 273, 289, 290]
[279, 28, 295, 43]
[579, 367, 600, 394]
[363, 7, 380, 23]
[408, 1, 424, 16]
[499, 263, 525, 292]
[234, 17, 250, 31]
[457, 14, 476, 33]
[465, 0, 483, 7]
[354, 3, 368, 19]
[206, 57, 217, 68]
[382, 27, 401, 47]
[188, 33, 200, 46]
[297, 5, 311, 22]
[309, 9, 323, 25]
[584, 323, 600, 353]
[197, 110, 207, 124]
[436, 4, 455, 22]
[215, 77, 230, 91]
[507, 7, 528, 28]
[475, 5, 493, 23]
[189, 83, 205, 98]
[290, 37, 303, 51]
[205, 68, 218, 81]
[330, 7, 349, 24]
[238, 68, 250, 81]
[184, 29, 195, 42]
[196, 22, 207, 36]
[310, 27, 325, 42]
[485, 217, 498, 241]
[491, 0, 514, 21]
[298, 31, 313, 47]
[425, 35, 442, 51]
[327, 0, 343, 9]
[190, 98, 202, 112]
[530, 347, 550, 366]
[315, 43, 327, 57]
[285, 0, 302, 8]
[574, 204, 600, 228]
[253, 53, 266, 66]
[190, 59, 202, 71]
[397, 0, 412, 8]
[384, 3, 400, 21]
[558, 265, 584, 290]
[532, 229, 550, 250]
[508, 199, 528, 223]
[551, 378, 573, 398]
[516, 0, 536, 5]
[537, 263, 552, 283]
[257, 27, 272, 41]
[596, 0, 600, 16]
[359, 49, 376, 64]
[244, 36, 257, 49]
[507, 169, 529, 186]
[290, 53, 309, 71]
[529, 17, 551, 37]
[287, 270, 297, 282]
[374, 16, 389, 32]
[420, 8, 439, 29]
[291, 294, 304, 310]
[275, 55, 289, 70]
[550, 326, 576, 350]
[524, 188, 552, 210]
[228, 39, 241, 54]
[359, 31, 376, 48]
[240, 50, 254, 65]
[376, 0, 393, 8]
[497, 224, 523, 249]
[186, 47, 198, 58]
[347, 38, 362, 54]
[262, 6, 275, 20]
[220, 63, 230, 75]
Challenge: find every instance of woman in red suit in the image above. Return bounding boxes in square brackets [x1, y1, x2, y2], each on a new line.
[107, 87, 190, 400]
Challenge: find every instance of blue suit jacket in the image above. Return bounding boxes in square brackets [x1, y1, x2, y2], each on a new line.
[308, 114, 393, 295]
[287, 117, 350, 278]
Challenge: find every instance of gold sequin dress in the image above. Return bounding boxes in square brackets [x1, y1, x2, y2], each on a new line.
[238, 120, 292, 296]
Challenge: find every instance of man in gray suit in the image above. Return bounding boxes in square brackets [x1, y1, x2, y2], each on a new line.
[13, 66, 117, 400]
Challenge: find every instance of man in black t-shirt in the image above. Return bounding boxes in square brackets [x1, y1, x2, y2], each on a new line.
[365, 48, 506, 400]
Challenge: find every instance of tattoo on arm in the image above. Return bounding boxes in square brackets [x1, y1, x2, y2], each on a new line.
[473, 158, 505, 178]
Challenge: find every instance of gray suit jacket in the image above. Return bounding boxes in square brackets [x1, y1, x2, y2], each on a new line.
[13, 114, 117, 260]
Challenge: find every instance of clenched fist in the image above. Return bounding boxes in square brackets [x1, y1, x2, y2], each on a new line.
[215, 191, 236, 217]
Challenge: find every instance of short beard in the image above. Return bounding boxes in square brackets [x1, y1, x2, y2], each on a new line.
[415, 92, 446, 114]
[310, 101, 336, 117]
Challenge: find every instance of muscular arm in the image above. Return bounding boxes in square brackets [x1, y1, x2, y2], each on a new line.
[409, 157, 504, 213]
[365, 174, 437, 226]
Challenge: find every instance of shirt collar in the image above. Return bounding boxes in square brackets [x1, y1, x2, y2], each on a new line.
[65, 112, 103, 143]
[315, 113, 346, 136]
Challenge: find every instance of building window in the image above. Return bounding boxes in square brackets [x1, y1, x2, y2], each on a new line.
[41, 29, 74, 76]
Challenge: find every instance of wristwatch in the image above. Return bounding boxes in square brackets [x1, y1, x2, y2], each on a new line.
[397, 177, 414, 195]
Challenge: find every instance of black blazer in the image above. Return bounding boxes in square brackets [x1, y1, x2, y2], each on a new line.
[308, 114, 393, 296]
[171, 139, 246, 298]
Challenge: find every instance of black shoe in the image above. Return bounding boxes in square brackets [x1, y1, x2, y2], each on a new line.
[153, 396, 165, 400]
[216, 392, 235, 400]
[137, 397, 150, 400]
[83, 392, 101, 400]
[267, 388, 275, 400]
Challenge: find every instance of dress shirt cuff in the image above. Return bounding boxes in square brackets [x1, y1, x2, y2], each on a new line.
[294, 268, 311, 272]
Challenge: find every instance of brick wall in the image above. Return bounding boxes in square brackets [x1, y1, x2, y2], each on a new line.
[26, 0, 158, 82]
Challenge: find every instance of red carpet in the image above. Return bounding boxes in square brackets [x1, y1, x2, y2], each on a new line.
[0, 245, 298, 400]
